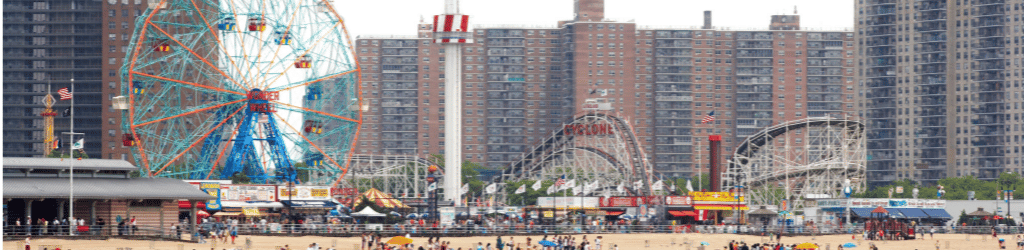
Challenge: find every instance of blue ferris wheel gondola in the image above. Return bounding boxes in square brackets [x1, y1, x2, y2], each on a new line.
[274, 29, 292, 45]
[218, 16, 236, 31]
[305, 86, 322, 100]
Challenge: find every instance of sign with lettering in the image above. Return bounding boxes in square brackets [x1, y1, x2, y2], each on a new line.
[564, 123, 614, 136]
[665, 196, 694, 206]
[277, 186, 332, 200]
[201, 183, 222, 211]
[689, 191, 744, 202]
[221, 185, 277, 202]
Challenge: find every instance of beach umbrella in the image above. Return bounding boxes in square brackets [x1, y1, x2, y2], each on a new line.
[390, 211, 402, 217]
[620, 214, 635, 220]
[539, 241, 557, 247]
[407, 213, 420, 219]
[842, 243, 856, 248]
[386, 236, 413, 245]
[794, 243, 819, 250]
[700, 242, 709, 246]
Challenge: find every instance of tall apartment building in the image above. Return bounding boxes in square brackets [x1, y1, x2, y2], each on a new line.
[355, 0, 856, 179]
[3, 0, 108, 158]
[856, 0, 1024, 186]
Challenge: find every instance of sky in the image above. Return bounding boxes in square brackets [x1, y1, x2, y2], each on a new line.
[334, 0, 855, 37]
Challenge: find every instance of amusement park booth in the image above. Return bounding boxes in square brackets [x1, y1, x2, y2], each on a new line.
[690, 191, 749, 224]
[3, 157, 214, 237]
[215, 184, 283, 219]
[535, 197, 602, 223]
[278, 185, 337, 213]
[815, 198, 951, 226]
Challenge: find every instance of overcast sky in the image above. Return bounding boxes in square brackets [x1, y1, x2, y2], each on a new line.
[336, 0, 854, 37]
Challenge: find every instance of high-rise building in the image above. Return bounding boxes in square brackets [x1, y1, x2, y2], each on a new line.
[856, 0, 1024, 186]
[355, 0, 856, 179]
[3, 0, 111, 158]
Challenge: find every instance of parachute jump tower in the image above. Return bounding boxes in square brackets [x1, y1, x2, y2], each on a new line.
[433, 0, 472, 206]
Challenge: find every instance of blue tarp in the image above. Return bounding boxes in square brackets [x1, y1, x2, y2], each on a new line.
[897, 208, 929, 219]
[851, 208, 875, 217]
[922, 208, 952, 219]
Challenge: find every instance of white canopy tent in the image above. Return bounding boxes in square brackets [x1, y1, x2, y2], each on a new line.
[351, 207, 385, 217]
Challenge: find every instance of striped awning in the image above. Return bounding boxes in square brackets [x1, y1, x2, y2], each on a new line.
[352, 188, 410, 209]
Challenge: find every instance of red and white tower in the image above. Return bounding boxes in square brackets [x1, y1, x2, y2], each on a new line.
[433, 0, 473, 206]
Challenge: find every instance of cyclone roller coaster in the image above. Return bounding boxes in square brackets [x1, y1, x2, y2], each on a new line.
[723, 116, 866, 212]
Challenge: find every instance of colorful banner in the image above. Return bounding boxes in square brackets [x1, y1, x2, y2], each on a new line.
[201, 183, 222, 211]
[665, 196, 694, 206]
[277, 186, 332, 200]
[689, 191, 744, 202]
[221, 185, 277, 202]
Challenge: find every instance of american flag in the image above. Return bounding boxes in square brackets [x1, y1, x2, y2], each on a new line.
[554, 174, 566, 187]
[701, 111, 715, 124]
[58, 87, 72, 100]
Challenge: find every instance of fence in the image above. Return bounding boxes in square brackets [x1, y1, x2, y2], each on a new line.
[5, 223, 1018, 241]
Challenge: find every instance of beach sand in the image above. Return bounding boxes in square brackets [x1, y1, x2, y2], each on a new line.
[2, 233, 1004, 250]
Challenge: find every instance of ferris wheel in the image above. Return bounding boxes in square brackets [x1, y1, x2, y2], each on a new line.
[119, 0, 361, 185]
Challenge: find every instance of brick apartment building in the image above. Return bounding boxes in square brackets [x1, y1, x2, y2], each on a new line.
[354, 0, 856, 178]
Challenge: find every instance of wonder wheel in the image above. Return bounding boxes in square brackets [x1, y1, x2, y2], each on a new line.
[119, 0, 361, 186]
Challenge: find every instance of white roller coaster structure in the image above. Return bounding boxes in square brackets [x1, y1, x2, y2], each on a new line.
[723, 116, 866, 212]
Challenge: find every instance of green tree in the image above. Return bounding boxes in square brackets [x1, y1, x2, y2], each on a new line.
[672, 173, 711, 194]
[230, 172, 251, 184]
[426, 154, 487, 194]
[505, 180, 555, 206]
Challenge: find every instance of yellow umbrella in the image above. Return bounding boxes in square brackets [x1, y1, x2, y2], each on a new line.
[794, 243, 818, 250]
[386, 236, 413, 245]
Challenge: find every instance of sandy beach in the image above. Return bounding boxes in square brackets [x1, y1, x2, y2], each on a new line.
[2, 233, 1006, 250]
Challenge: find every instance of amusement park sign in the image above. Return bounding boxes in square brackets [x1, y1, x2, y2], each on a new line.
[564, 123, 614, 136]
[689, 191, 744, 202]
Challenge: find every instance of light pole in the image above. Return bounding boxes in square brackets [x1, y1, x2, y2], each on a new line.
[844, 179, 852, 232]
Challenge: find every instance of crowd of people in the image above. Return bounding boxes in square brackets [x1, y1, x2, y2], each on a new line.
[351, 233, 619, 250]
[6, 216, 139, 236]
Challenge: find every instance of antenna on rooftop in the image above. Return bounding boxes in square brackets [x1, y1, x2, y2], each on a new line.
[794, 6, 798, 15]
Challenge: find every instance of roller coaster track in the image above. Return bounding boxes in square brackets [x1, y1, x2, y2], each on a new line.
[496, 112, 653, 196]
[724, 116, 866, 209]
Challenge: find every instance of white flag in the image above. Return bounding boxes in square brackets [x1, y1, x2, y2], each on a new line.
[670, 184, 677, 192]
[515, 184, 527, 194]
[531, 180, 543, 191]
[572, 185, 583, 195]
[460, 183, 470, 194]
[485, 183, 497, 194]
[588, 180, 600, 190]
[563, 179, 576, 191]
[71, 138, 84, 150]
[603, 189, 612, 199]
[547, 184, 557, 195]
[616, 184, 625, 193]
[427, 182, 437, 191]
[686, 179, 694, 192]
[652, 180, 664, 191]
[634, 180, 644, 189]
[582, 184, 592, 195]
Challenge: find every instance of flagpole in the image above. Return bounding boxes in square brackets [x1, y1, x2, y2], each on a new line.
[68, 78, 75, 235]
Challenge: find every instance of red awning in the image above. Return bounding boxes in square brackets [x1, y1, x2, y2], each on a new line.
[871, 206, 888, 214]
[178, 200, 206, 209]
[668, 210, 698, 217]
[605, 210, 624, 216]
